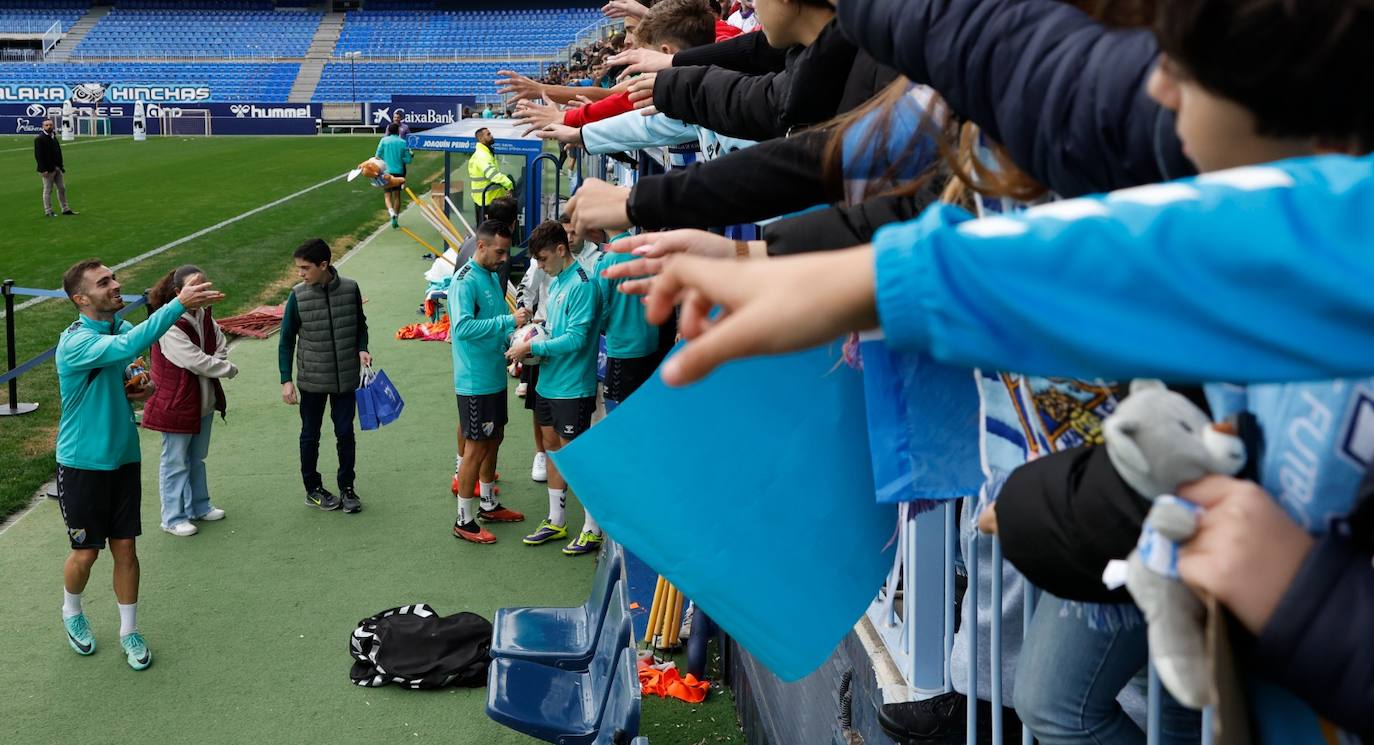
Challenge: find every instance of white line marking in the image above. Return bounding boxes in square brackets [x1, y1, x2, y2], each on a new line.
[0, 136, 131, 154]
[1, 172, 348, 319]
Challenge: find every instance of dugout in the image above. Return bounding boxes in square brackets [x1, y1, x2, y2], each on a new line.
[406, 119, 552, 245]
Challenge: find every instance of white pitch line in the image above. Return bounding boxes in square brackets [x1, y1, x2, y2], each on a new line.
[0, 136, 131, 154]
[1, 172, 348, 319]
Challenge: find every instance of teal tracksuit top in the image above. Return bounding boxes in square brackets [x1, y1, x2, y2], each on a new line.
[533, 261, 599, 400]
[56, 298, 187, 470]
[595, 250, 659, 359]
[449, 259, 515, 396]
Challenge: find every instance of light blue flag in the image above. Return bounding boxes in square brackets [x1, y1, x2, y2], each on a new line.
[551, 342, 897, 681]
[859, 336, 983, 506]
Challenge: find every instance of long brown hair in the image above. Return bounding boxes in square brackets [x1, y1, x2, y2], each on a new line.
[821, 0, 1158, 207]
[148, 265, 205, 310]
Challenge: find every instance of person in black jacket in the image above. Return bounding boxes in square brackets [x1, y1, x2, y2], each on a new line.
[34, 119, 76, 217]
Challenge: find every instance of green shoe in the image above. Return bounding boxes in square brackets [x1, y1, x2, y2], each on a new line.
[522, 519, 568, 546]
[120, 632, 152, 671]
[562, 530, 604, 556]
[63, 613, 96, 656]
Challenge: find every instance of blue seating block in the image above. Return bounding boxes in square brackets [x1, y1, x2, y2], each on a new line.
[491, 539, 624, 671]
[486, 583, 634, 745]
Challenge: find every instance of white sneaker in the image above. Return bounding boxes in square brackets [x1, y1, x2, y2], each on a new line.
[194, 507, 225, 521]
[515, 382, 528, 398]
[531, 452, 548, 482]
[161, 521, 198, 537]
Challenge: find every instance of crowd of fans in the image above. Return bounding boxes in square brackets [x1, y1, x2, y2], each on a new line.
[482, 0, 1374, 743]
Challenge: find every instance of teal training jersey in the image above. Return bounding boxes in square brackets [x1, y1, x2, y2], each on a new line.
[56, 299, 187, 470]
[449, 259, 515, 395]
[533, 262, 599, 400]
[595, 250, 659, 359]
[375, 134, 412, 174]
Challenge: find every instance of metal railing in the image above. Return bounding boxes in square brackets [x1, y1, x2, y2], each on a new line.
[1, 279, 148, 418]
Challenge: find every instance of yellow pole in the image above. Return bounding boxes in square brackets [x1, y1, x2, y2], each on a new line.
[667, 588, 685, 648]
[399, 226, 448, 264]
[406, 186, 464, 243]
[645, 576, 667, 648]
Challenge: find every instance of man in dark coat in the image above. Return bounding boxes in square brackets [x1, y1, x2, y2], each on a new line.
[34, 118, 77, 217]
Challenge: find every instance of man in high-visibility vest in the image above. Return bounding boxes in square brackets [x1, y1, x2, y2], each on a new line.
[467, 127, 514, 225]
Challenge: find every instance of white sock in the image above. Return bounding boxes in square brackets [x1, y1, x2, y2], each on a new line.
[458, 496, 478, 525]
[62, 589, 83, 619]
[582, 511, 602, 536]
[118, 602, 138, 637]
[547, 488, 566, 526]
[479, 481, 497, 511]
[389, 208, 397, 217]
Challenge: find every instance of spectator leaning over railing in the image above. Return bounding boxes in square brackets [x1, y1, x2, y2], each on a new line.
[142, 265, 238, 540]
[54, 258, 222, 672]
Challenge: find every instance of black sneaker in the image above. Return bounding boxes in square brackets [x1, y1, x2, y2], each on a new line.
[61, 209, 78, 215]
[306, 487, 340, 511]
[340, 487, 362, 513]
[878, 691, 1021, 745]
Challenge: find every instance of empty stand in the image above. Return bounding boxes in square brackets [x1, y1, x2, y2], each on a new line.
[0, 0, 86, 34]
[0, 61, 300, 100]
[75, 2, 321, 59]
[333, 7, 601, 58]
[313, 60, 538, 101]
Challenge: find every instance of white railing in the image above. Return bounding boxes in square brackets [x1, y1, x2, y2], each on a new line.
[41, 20, 61, 59]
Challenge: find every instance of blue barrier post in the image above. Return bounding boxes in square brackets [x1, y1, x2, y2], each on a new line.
[1, 279, 39, 417]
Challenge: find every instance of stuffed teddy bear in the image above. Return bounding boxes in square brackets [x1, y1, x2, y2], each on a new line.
[1102, 379, 1247, 709]
[347, 157, 405, 190]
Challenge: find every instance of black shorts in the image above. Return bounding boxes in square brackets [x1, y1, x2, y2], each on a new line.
[535, 395, 596, 440]
[521, 364, 541, 411]
[457, 392, 508, 441]
[604, 355, 658, 403]
[56, 463, 141, 550]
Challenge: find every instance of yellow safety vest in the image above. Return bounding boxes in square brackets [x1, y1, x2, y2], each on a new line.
[467, 142, 513, 206]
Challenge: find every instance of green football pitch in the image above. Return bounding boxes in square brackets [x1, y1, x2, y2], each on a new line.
[0, 135, 744, 744]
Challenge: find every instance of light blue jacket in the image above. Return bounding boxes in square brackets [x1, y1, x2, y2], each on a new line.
[448, 259, 515, 395]
[873, 154, 1374, 383]
[581, 110, 755, 162]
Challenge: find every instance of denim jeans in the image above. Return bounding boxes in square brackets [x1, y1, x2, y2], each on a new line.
[1014, 594, 1201, 745]
[299, 390, 356, 492]
[158, 414, 214, 528]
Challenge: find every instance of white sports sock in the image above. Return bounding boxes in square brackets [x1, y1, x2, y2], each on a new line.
[389, 208, 397, 217]
[547, 488, 567, 526]
[118, 602, 138, 637]
[458, 496, 478, 525]
[62, 589, 83, 619]
[479, 482, 497, 511]
[581, 511, 601, 536]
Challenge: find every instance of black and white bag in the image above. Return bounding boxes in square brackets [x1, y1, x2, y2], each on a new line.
[349, 604, 493, 689]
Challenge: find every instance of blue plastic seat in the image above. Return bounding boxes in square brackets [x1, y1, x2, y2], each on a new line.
[590, 650, 643, 745]
[491, 539, 623, 671]
[486, 584, 633, 745]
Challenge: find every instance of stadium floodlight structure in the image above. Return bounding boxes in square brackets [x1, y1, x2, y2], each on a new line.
[343, 51, 362, 104]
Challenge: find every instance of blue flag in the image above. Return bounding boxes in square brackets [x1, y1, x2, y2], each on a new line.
[552, 342, 896, 681]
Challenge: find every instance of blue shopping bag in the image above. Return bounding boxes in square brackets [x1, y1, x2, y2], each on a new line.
[356, 368, 380, 431]
[357, 367, 403, 430]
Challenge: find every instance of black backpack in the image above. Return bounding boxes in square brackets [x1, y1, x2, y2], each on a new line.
[349, 604, 493, 689]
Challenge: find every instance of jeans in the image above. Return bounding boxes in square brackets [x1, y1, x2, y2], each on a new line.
[1014, 594, 1201, 745]
[41, 169, 68, 214]
[158, 414, 214, 527]
[299, 390, 356, 492]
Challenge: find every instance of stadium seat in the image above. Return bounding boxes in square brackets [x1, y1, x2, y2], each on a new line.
[490, 539, 624, 671]
[486, 584, 634, 745]
[589, 652, 643, 745]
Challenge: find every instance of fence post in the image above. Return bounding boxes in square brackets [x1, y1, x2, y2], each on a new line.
[1, 279, 40, 416]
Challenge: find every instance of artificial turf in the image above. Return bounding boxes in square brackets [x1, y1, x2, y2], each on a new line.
[0, 137, 744, 744]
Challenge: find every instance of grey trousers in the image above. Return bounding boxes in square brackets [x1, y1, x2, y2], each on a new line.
[41, 170, 69, 214]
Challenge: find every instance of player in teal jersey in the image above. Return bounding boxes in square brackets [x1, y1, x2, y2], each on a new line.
[507, 221, 605, 556]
